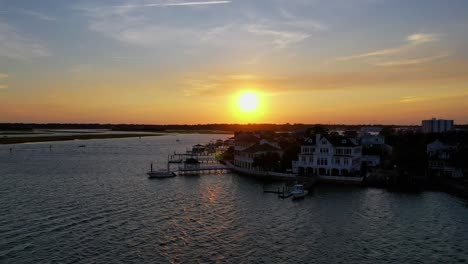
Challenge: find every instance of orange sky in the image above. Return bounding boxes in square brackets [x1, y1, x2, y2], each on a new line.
[1, 1, 468, 124]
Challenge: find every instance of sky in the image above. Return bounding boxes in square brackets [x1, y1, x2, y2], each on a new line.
[0, 0, 467, 125]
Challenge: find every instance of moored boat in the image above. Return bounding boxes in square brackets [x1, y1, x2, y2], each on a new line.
[290, 184, 308, 199]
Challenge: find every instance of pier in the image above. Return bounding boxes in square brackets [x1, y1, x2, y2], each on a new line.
[176, 164, 230, 175]
[168, 153, 219, 164]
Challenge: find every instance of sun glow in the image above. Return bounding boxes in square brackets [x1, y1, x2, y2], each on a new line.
[238, 92, 259, 112]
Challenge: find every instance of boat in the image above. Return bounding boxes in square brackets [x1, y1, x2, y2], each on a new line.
[147, 163, 176, 179]
[290, 184, 308, 199]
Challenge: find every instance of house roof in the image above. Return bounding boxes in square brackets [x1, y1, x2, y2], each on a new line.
[243, 143, 280, 153]
[324, 135, 358, 147]
[302, 137, 317, 146]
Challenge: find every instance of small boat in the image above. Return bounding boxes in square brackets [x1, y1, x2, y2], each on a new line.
[290, 184, 308, 199]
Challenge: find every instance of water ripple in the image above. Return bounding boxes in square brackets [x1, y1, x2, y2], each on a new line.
[0, 134, 467, 263]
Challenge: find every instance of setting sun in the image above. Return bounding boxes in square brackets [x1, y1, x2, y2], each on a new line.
[239, 92, 259, 112]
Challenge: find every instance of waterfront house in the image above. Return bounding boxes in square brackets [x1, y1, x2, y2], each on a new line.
[233, 132, 283, 171]
[427, 139, 463, 178]
[293, 134, 362, 180]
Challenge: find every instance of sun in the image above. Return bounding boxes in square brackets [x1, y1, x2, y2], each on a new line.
[238, 92, 259, 112]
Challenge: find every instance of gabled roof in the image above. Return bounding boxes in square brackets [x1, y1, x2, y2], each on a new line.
[302, 137, 317, 146]
[325, 135, 358, 147]
[243, 143, 280, 153]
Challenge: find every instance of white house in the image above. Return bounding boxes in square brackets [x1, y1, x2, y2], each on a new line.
[293, 134, 362, 178]
[427, 139, 463, 178]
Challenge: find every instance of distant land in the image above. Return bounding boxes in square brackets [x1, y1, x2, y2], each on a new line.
[0, 133, 162, 145]
[1, 123, 467, 133]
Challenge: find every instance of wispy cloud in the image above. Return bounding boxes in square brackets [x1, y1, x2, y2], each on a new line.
[128, 1, 232, 7]
[245, 24, 310, 49]
[373, 51, 450, 67]
[16, 8, 56, 21]
[0, 74, 7, 90]
[0, 22, 50, 60]
[399, 96, 424, 103]
[181, 63, 468, 97]
[336, 33, 439, 62]
[81, 1, 323, 54]
[116, 1, 231, 8]
[334, 32, 448, 67]
[336, 47, 403, 61]
[407, 33, 438, 45]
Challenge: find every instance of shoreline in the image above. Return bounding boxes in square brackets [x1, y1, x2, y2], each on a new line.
[0, 133, 164, 145]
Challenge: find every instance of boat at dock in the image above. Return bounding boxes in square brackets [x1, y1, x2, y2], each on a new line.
[290, 184, 308, 199]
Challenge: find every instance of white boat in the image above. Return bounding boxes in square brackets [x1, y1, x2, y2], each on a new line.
[290, 184, 308, 199]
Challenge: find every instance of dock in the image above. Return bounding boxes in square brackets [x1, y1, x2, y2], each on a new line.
[176, 164, 230, 175]
[168, 153, 219, 164]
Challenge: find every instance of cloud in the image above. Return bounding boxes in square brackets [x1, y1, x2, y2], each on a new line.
[334, 32, 448, 67]
[399, 96, 424, 103]
[0, 73, 7, 90]
[336, 32, 440, 61]
[0, 22, 50, 60]
[335, 47, 403, 61]
[79, 1, 325, 63]
[245, 24, 310, 49]
[373, 51, 451, 67]
[407, 33, 438, 45]
[117, 1, 232, 8]
[16, 9, 57, 21]
[181, 63, 468, 96]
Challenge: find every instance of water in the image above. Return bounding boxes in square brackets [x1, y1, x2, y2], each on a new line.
[1, 134, 467, 263]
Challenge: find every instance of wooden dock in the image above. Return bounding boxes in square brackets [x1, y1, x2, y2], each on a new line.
[168, 153, 219, 164]
[175, 164, 230, 175]
[264, 185, 293, 198]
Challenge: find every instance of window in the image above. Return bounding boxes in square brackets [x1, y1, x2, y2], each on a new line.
[344, 158, 349, 165]
[335, 158, 340, 165]
[320, 148, 329, 153]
